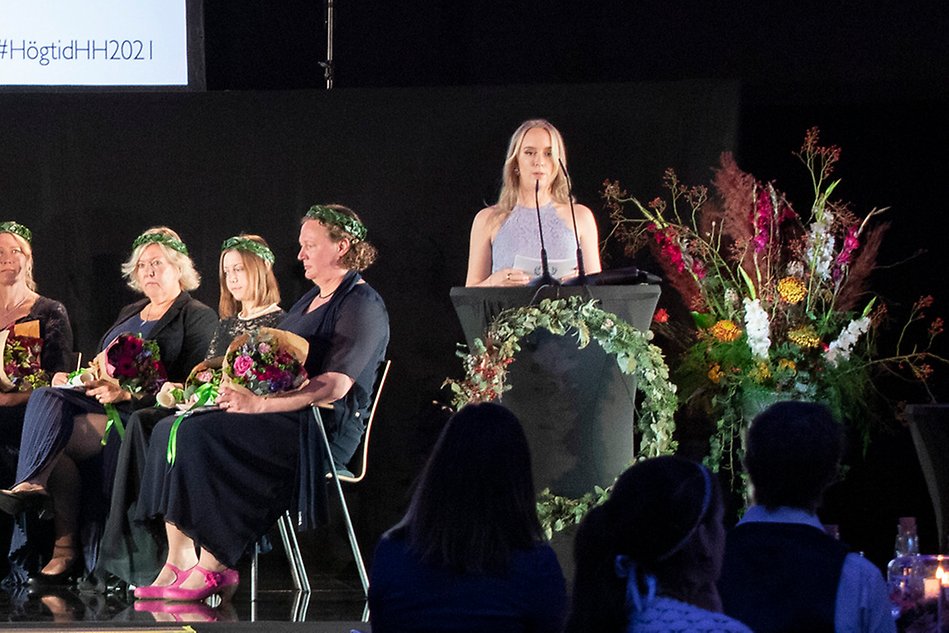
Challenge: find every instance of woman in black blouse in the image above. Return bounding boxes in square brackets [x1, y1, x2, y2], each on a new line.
[0, 227, 216, 586]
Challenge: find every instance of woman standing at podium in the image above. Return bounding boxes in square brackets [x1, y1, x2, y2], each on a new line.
[465, 119, 601, 287]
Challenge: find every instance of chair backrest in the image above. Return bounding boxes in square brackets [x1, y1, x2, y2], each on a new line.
[338, 359, 391, 483]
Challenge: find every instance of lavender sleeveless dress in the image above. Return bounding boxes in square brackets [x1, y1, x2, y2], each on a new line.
[491, 203, 577, 277]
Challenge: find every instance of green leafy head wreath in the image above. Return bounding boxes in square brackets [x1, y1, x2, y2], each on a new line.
[306, 205, 368, 242]
[132, 231, 189, 256]
[221, 235, 275, 265]
[0, 221, 32, 244]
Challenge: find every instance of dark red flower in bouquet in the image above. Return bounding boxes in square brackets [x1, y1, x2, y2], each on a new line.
[105, 333, 167, 395]
[0, 333, 48, 392]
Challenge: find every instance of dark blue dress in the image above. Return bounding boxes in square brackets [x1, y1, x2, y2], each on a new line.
[4, 292, 215, 584]
[136, 272, 389, 568]
[368, 535, 568, 633]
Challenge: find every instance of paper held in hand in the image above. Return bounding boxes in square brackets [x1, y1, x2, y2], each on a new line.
[512, 254, 577, 281]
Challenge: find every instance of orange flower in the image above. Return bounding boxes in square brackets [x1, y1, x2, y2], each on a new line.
[707, 363, 723, 384]
[709, 320, 742, 342]
[777, 358, 797, 373]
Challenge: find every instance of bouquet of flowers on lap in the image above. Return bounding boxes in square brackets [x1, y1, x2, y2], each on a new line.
[0, 329, 48, 392]
[156, 358, 223, 410]
[96, 332, 167, 443]
[603, 128, 947, 479]
[165, 328, 308, 464]
[222, 327, 309, 396]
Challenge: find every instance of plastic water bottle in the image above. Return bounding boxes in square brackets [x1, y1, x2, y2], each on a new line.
[887, 517, 922, 619]
[894, 516, 919, 557]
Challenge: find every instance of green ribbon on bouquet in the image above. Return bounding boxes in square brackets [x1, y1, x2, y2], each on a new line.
[100, 403, 125, 445]
[166, 382, 219, 465]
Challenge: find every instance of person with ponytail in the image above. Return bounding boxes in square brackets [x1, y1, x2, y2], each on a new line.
[566, 456, 751, 633]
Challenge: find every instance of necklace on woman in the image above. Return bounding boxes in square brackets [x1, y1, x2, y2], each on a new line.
[318, 288, 337, 300]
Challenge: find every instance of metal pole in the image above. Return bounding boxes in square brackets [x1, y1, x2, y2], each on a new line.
[324, 0, 335, 89]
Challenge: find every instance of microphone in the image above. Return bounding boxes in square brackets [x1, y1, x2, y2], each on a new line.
[528, 179, 560, 287]
[557, 158, 587, 286]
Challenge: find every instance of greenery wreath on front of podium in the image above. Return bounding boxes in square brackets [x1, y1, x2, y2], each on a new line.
[444, 295, 678, 537]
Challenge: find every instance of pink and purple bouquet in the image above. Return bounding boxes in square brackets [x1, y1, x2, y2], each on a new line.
[222, 327, 309, 396]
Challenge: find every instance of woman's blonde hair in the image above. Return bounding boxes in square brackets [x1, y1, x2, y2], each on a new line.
[495, 119, 571, 217]
[1, 231, 36, 291]
[218, 234, 281, 318]
[121, 226, 201, 293]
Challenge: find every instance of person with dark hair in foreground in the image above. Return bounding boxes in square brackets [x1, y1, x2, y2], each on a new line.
[566, 455, 750, 633]
[718, 401, 895, 633]
[368, 402, 567, 633]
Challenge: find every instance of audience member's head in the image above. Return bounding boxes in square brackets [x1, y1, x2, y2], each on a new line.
[745, 401, 843, 512]
[390, 402, 543, 574]
[566, 456, 725, 633]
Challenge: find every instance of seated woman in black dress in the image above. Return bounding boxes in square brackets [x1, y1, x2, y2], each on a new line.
[368, 402, 568, 633]
[0, 221, 73, 485]
[133, 205, 389, 602]
[0, 222, 73, 579]
[98, 234, 285, 587]
[0, 227, 217, 585]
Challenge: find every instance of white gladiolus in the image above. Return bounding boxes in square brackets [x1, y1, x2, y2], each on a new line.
[743, 298, 772, 360]
[825, 317, 871, 366]
[806, 212, 836, 281]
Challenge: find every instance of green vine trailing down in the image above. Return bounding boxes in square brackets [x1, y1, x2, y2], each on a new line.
[444, 296, 679, 537]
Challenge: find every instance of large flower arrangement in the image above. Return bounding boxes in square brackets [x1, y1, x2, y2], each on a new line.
[603, 128, 946, 477]
[445, 296, 678, 535]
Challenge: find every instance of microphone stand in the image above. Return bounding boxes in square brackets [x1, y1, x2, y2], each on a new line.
[558, 158, 586, 286]
[528, 179, 560, 288]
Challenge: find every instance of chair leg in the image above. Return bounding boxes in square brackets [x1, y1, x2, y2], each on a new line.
[313, 408, 370, 598]
[278, 511, 311, 594]
[330, 471, 370, 597]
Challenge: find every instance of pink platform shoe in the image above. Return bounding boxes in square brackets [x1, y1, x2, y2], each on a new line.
[162, 565, 239, 602]
[133, 563, 191, 600]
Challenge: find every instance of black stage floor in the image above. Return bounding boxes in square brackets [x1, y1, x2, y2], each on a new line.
[0, 555, 371, 631]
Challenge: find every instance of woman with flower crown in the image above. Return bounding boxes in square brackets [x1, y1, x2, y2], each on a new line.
[0, 226, 216, 587]
[97, 234, 285, 588]
[132, 204, 389, 604]
[466, 118, 601, 286]
[0, 221, 74, 578]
